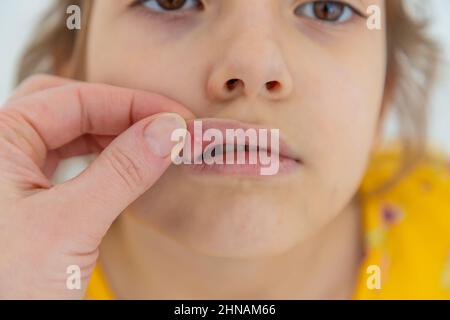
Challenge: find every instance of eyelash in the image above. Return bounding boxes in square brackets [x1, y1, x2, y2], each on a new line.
[132, 0, 365, 24]
[296, 1, 366, 23]
[133, 0, 202, 18]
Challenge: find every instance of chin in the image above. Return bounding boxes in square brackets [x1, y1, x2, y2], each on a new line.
[130, 169, 310, 259]
[166, 196, 306, 259]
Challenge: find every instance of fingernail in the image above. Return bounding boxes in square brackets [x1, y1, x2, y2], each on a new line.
[144, 113, 187, 158]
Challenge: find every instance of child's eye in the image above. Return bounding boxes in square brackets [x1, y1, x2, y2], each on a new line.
[138, 0, 201, 13]
[294, 1, 362, 23]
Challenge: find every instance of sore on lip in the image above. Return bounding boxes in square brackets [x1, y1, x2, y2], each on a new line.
[173, 118, 302, 176]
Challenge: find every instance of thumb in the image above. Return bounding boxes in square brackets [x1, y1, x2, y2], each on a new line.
[57, 112, 187, 238]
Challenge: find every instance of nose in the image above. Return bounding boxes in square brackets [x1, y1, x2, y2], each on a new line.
[206, 28, 293, 102]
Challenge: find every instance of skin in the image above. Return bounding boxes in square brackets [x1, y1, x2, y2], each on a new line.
[84, 0, 387, 298]
[0, 0, 387, 299]
[0, 77, 194, 299]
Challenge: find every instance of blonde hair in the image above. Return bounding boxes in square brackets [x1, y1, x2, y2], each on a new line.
[16, 0, 440, 193]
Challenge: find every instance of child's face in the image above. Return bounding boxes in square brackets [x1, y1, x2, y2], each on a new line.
[85, 0, 386, 258]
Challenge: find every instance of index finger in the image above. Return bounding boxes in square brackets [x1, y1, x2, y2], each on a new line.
[0, 83, 195, 167]
[6, 74, 77, 103]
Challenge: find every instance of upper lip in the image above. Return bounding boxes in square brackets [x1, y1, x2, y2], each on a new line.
[184, 118, 302, 163]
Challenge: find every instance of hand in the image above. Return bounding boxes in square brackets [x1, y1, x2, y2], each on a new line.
[0, 75, 192, 299]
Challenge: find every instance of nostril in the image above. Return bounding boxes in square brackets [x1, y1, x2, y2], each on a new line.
[225, 79, 242, 91]
[266, 81, 281, 91]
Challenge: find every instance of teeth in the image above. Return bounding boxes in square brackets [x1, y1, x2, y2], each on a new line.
[202, 144, 262, 160]
[247, 145, 258, 152]
[225, 144, 235, 153]
[235, 144, 245, 153]
[214, 144, 224, 156]
[211, 144, 235, 156]
[201, 145, 219, 160]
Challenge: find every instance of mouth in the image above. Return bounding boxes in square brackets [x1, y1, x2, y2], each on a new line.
[178, 118, 302, 177]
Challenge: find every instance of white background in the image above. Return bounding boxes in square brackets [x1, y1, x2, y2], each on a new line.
[1, 0, 449, 155]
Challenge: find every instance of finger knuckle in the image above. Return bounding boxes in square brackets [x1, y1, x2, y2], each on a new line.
[105, 147, 146, 192]
[0, 110, 24, 141]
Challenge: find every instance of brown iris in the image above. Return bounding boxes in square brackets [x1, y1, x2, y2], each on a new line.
[313, 1, 345, 21]
[155, 0, 186, 10]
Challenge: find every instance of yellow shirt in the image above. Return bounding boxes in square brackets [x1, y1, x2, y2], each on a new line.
[85, 146, 450, 300]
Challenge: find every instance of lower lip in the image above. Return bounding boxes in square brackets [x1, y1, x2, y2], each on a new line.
[182, 150, 301, 177]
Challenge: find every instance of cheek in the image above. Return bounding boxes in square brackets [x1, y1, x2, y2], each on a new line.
[314, 67, 382, 157]
[86, 24, 166, 87]
[85, 10, 205, 115]
[295, 45, 386, 203]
